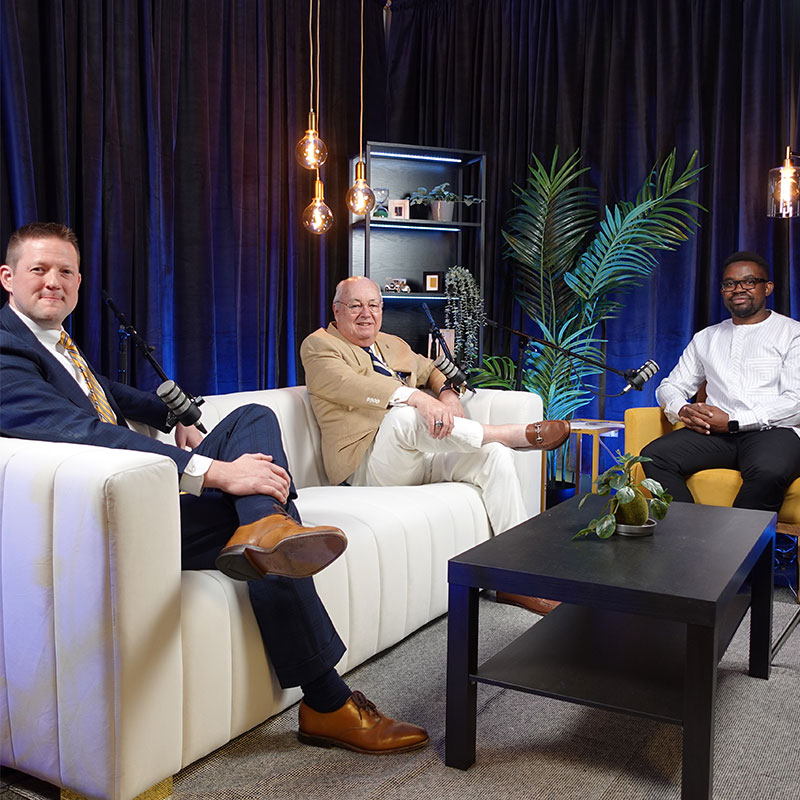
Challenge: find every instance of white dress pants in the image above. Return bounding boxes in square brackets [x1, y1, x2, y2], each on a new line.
[350, 405, 528, 534]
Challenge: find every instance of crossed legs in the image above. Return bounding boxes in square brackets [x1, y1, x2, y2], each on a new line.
[642, 427, 800, 512]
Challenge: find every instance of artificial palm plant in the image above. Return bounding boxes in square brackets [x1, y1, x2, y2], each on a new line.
[473, 148, 704, 426]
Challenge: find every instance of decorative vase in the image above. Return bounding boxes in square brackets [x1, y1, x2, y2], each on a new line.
[615, 518, 657, 537]
[431, 200, 455, 222]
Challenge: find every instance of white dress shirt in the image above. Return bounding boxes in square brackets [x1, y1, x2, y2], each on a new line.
[9, 303, 210, 493]
[655, 311, 800, 437]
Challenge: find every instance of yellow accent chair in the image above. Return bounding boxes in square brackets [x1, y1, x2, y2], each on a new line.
[624, 406, 800, 598]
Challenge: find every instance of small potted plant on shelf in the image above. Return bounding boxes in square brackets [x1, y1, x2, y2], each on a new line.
[573, 452, 672, 539]
[409, 182, 484, 222]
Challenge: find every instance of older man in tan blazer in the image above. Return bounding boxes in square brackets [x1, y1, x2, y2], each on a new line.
[301, 277, 569, 614]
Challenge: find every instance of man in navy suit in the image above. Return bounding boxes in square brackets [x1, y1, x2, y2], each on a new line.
[0, 222, 428, 754]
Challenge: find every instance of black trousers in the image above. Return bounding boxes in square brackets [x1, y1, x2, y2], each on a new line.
[641, 426, 800, 512]
[177, 404, 345, 688]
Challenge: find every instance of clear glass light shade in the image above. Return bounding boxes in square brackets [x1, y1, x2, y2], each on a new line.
[768, 164, 800, 218]
[303, 179, 334, 234]
[295, 113, 328, 170]
[767, 148, 800, 218]
[345, 161, 376, 215]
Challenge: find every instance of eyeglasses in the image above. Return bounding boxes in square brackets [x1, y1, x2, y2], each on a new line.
[336, 301, 383, 313]
[720, 277, 768, 292]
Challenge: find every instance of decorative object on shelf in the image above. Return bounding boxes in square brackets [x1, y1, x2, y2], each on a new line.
[500, 148, 704, 425]
[444, 265, 485, 371]
[372, 187, 390, 217]
[423, 271, 444, 292]
[383, 278, 411, 293]
[296, 0, 327, 171]
[345, 0, 375, 216]
[573, 452, 672, 540]
[389, 198, 410, 219]
[409, 183, 484, 221]
[302, 176, 334, 235]
[767, 146, 800, 218]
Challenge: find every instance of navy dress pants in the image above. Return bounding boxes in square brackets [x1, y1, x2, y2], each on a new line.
[178, 404, 345, 688]
[642, 426, 800, 513]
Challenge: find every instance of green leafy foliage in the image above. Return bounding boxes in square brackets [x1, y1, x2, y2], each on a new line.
[409, 183, 484, 206]
[501, 148, 704, 424]
[573, 451, 673, 540]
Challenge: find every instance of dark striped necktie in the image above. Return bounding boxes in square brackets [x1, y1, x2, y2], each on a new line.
[59, 331, 118, 424]
[363, 346, 394, 377]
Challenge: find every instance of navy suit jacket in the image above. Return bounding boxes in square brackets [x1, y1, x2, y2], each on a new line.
[0, 303, 193, 474]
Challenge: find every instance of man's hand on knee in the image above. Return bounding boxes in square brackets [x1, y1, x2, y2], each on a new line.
[406, 390, 454, 439]
[438, 388, 466, 419]
[204, 453, 291, 502]
[678, 402, 729, 435]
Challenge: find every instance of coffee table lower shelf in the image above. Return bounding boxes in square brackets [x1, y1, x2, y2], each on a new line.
[472, 595, 750, 725]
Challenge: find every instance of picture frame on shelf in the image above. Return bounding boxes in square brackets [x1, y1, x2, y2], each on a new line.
[389, 199, 409, 219]
[423, 271, 444, 292]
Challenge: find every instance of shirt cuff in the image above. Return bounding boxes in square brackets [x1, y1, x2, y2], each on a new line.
[180, 454, 213, 495]
[389, 386, 416, 406]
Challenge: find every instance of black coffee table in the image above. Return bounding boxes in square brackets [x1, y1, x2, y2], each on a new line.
[445, 496, 775, 800]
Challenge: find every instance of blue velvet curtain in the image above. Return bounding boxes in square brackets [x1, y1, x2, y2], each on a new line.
[1, 0, 798, 416]
[381, 0, 799, 420]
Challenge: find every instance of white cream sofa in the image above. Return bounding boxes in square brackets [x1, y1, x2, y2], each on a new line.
[0, 386, 543, 800]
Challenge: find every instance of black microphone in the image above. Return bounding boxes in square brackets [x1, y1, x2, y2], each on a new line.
[622, 359, 659, 393]
[156, 379, 207, 433]
[432, 352, 472, 391]
[421, 303, 474, 394]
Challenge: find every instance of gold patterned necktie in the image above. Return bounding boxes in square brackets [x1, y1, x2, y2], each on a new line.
[59, 331, 118, 424]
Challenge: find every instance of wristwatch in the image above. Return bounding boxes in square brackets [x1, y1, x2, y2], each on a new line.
[727, 419, 739, 434]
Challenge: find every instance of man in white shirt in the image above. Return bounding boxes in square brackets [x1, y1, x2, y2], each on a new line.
[642, 251, 800, 512]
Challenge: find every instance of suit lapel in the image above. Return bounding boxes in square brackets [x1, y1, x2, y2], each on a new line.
[0, 304, 112, 417]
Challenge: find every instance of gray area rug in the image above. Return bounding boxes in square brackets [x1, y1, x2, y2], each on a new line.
[3, 594, 799, 800]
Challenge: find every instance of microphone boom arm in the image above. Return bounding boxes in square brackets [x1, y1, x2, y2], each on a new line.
[102, 291, 206, 432]
[484, 319, 654, 391]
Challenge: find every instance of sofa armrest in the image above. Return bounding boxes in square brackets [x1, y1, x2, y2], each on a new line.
[0, 438, 184, 800]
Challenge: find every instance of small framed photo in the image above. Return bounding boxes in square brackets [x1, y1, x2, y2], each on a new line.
[389, 198, 409, 219]
[423, 271, 444, 292]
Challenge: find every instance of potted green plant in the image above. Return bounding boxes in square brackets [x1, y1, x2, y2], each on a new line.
[573, 452, 672, 539]
[470, 148, 704, 497]
[444, 265, 485, 371]
[409, 182, 484, 221]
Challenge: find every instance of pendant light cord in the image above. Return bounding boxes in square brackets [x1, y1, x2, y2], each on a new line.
[307, 0, 314, 112]
[358, 0, 365, 158]
[315, 0, 321, 128]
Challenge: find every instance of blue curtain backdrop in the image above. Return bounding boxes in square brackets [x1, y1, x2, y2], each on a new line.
[1, 0, 798, 422]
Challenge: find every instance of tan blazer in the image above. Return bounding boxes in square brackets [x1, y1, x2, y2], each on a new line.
[301, 323, 447, 485]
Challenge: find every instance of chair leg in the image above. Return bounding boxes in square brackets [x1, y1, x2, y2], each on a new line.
[61, 777, 173, 800]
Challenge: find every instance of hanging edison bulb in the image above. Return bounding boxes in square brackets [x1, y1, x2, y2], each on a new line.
[296, 111, 328, 170]
[346, 160, 376, 215]
[303, 177, 334, 234]
[767, 146, 800, 218]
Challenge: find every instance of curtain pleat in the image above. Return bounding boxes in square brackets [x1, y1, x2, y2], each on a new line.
[1, 0, 797, 416]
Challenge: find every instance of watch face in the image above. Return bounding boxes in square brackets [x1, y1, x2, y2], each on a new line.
[728, 420, 739, 433]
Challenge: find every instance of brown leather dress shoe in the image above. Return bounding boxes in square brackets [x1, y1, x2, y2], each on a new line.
[298, 691, 429, 754]
[522, 419, 571, 451]
[215, 512, 347, 581]
[496, 591, 561, 615]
